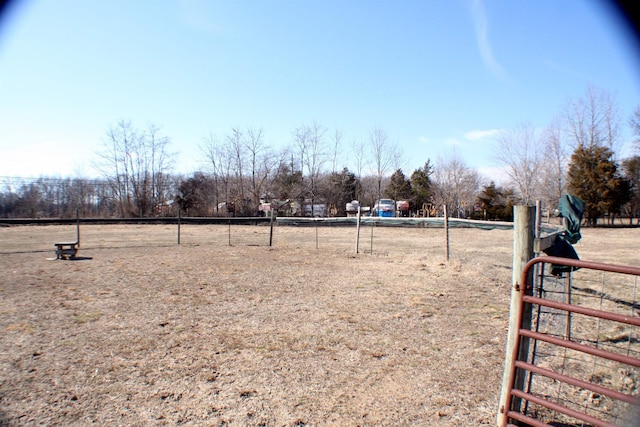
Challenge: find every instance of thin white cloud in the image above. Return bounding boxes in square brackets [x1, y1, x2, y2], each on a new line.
[470, 0, 506, 78]
[418, 136, 430, 144]
[463, 128, 502, 141]
[445, 137, 462, 146]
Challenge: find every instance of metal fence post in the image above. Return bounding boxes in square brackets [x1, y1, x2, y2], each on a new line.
[444, 204, 449, 262]
[75, 208, 80, 248]
[354, 206, 361, 254]
[269, 210, 274, 247]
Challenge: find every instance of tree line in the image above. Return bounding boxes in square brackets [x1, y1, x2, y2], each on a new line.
[1, 85, 639, 225]
[488, 85, 640, 225]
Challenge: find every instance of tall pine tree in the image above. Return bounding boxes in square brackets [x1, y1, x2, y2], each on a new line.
[568, 145, 630, 225]
[384, 169, 412, 202]
[410, 160, 434, 211]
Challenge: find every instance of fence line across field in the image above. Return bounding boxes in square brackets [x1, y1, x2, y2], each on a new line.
[0, 210, 562, 260]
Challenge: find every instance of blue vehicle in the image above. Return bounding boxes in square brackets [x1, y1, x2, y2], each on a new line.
[373, 199, 395, 217]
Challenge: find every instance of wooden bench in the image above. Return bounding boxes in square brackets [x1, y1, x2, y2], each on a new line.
[54, 211, 80, 260]
[55, 241, 79, 259]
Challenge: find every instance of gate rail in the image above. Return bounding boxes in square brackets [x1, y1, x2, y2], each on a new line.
[502, 256, 640, 427]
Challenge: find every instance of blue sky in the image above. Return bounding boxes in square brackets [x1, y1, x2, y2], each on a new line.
[0, 0, 638, 180]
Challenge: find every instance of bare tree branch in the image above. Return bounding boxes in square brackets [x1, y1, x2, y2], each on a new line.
[494, 122, 544, 205]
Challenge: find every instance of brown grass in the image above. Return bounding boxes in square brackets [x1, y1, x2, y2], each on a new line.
[0, 224, 637, 426]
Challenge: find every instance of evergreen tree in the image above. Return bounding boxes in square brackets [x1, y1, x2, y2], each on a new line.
[568, 145, 631, 225]
[323, 168, 360, 216]
[271, 162, 303, 200]
[384, 169, 412, 202]
[475, 181, 516, 221]
[410, 160, 433, 211]
[622, 156, 640, 223]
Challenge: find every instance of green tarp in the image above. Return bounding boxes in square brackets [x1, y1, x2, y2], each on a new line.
[543, 195, 585, 276]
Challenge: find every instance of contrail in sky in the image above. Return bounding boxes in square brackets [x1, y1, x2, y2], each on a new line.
[470, 0, 507, 79]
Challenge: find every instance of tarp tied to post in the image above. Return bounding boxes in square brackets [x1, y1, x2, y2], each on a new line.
[542, 195, 585, 275]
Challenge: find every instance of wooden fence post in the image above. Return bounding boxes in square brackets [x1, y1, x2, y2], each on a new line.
[497, 205, 535, 426]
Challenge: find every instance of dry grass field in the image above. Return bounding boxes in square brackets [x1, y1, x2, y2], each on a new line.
[0, 223, 637, 426]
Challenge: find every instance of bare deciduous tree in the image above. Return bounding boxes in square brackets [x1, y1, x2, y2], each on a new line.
[351, 137, 367, 199]
[495, 122, 544, 205]
[539, 117, 568, 207]
[200, 131, 229, 213]
[629, 105, 640, 153]
[432, 149, 480, 218]
[331, 129, 344, 174]
[95, 120, 174, 217]
[564, 85, 621, 155]
[369, 125, 400, 202]
[145, 123, 173, 214]
[294, 122, 327, 214]
[227, 127, 246, 208]
[245, 127, 277, 213]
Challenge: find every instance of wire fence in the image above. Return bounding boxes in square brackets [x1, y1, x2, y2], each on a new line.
[0, 218, 521, 263]
[509, 258, 640, 426]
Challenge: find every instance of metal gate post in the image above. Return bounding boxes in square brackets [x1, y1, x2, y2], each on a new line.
[497, 205, 535, 426]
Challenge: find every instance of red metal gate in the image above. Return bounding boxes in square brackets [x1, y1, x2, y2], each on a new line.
[501, 256, 640, 427]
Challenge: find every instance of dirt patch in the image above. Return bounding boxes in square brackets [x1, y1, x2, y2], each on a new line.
[0, 224, 636, 426]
